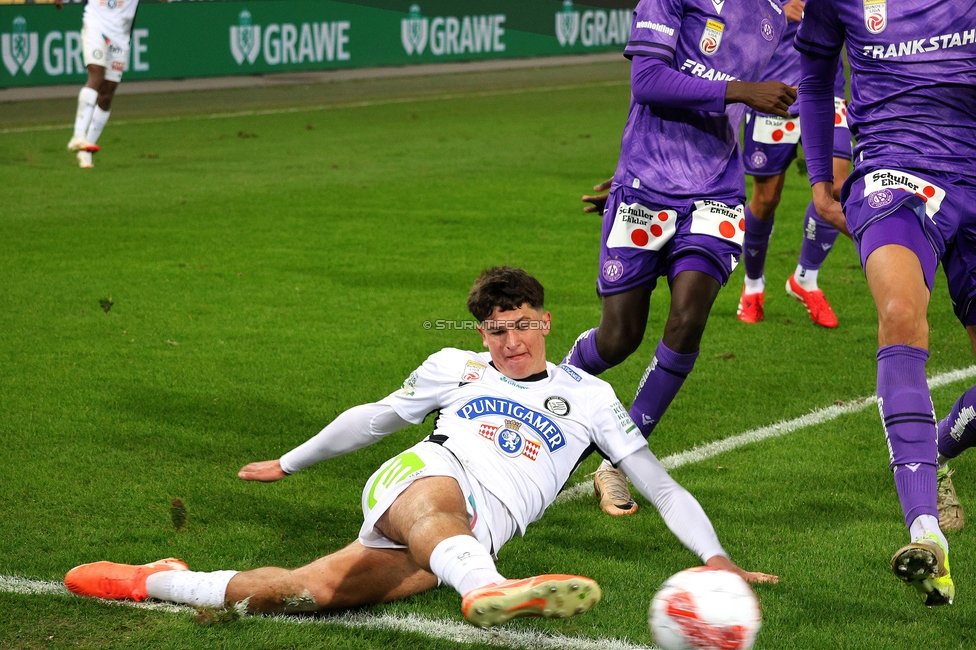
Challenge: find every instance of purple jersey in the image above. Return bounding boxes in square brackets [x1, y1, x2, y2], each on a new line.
[762, 15, 846, 95]
[615, 0, 786, 203]
[796, 0, 976, 179]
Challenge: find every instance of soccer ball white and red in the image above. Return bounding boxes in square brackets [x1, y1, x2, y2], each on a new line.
[648, 566, 762, 650]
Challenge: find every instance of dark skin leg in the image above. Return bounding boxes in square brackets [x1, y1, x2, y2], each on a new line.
[85, 64, 118, 111]
[594, 269, 721, 363]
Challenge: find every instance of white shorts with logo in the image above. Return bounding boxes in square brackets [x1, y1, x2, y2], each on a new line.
[81, 17, 130, 82]
[359, 441, 518, 558]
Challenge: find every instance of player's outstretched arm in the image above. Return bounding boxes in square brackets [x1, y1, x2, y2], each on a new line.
[618, 448, 779, 584]
[238, 403, 411, 481]
[725, 81, 797, 118]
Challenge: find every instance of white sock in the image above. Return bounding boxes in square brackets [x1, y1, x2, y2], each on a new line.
[909, 514, 948, 550]
[744, 275, 765, 294]
[794, 265, 819, 290]
[145, 570, 238, 607]
[86, 106, 111, 145]
[74, 87, 98, 140]
[428, 534, 504, 596]
[599, 458, 613, 470]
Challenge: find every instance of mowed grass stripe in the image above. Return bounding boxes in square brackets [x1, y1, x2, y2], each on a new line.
[0, 575, 654, 650]
[555, 364, 976, 505]
[0, 79, 630, 134]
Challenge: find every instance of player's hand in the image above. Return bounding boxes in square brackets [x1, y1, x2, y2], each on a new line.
[784, 0, 805, 21]
[55, 0, 63, 9]
[238, 459, 288, 482]
[582, 178, 612, 214]
[726, 81, 797, 117]
[705, 555, 779, 584]
[812, 181, 850, 237]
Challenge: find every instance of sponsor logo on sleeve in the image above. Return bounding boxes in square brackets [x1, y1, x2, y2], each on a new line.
[863, 169, 945, 220]
[863, 0, 887, 34]
[611, 400, 639, 435]
[2, 16, 39, 77]
[607, 201, 678, 251]
[559, 364, 583, 382]
[457, 397, 565, 451]
[461, 360, 487, 383]
[699, 19, 724, 56]
[690, 200, 746, 245]
[396, 370, 419, 397]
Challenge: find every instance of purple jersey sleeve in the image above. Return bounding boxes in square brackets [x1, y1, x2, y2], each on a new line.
[624, 0, 684, 63]
[793, 0, 845, 58]
[799, 53, 840, 184]
[632, 55, 727, 112]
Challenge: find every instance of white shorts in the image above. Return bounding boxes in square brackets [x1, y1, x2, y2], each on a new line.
[359, 441, 518, 558]
[81, 19, 129, 82]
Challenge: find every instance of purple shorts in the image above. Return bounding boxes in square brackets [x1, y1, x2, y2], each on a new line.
[597, 186, 745, 296]
[844, 167, 976, 325]
[742, 98, 853, 177]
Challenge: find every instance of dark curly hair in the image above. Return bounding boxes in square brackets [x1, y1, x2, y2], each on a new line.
[466, 266, 545, 322]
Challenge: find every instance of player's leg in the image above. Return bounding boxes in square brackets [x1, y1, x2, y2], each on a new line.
[629, 268, 720, 437]
[69, 22, 107, 156]
[787, 157, 848, 328]
[86, 77, 119, 147]
[737, 173, 783, 323]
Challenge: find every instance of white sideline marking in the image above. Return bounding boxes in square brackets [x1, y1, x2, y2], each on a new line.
[555, 364, 976, 505]
[4, 364, 975, 648]
[0, 575, 653, 650]
[0, 80, 629, 135]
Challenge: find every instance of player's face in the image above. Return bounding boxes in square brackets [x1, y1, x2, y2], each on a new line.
[478, 305, 551, 380]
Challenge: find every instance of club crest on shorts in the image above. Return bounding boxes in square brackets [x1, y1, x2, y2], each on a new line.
[699, 19, 724, 56]
[863, 0, 887, 34]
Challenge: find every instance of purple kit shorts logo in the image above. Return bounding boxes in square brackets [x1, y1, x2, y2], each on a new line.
[602, 259, 624, 282]
[761, 19, 774, 41]
[750, 151, 767, 168]
[867, 188, 894, 209]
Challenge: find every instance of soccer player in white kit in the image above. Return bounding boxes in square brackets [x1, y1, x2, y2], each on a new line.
[55, 0, 139, 168]
[64, 266, 776, 628]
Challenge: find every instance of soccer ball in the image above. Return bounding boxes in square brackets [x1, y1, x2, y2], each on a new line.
[648, 566, 761, 650]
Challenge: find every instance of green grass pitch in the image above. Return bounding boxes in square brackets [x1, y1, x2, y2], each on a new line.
[2, 60, 975, 649]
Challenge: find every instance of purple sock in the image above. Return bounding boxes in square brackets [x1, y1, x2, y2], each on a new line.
[797, 201, 839, 270]
[562, 328, 614, 375]
[629, 340, 698, 437]
[743, 205, 774, 281]
[877, 344, 939, 527]
[937, 384, 976, 459]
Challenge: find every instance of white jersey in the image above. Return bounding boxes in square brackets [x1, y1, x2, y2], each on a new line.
[83, 0, 140, 40]
[380, 348, 648, 534]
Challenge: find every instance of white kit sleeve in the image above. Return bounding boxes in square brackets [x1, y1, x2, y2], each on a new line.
[618, 447, 727, 563]
[279, 403, 410, 474]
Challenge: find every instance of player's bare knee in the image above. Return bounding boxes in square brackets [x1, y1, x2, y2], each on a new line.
[597, 328, 643, 365]
[877, 298, 928, 345]
[662, 310, 708, 353]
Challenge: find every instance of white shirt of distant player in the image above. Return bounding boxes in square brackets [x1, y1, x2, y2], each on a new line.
[380, 348, 647, 534]
[606, 199, 745, 251]
[750, 97, 849, 145]
[83, 0, 140, 41]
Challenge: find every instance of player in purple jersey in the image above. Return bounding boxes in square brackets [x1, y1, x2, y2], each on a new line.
[564, 0, 795, 515]
[797, 0, 976, 607]
[736, 0, 852, 329]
